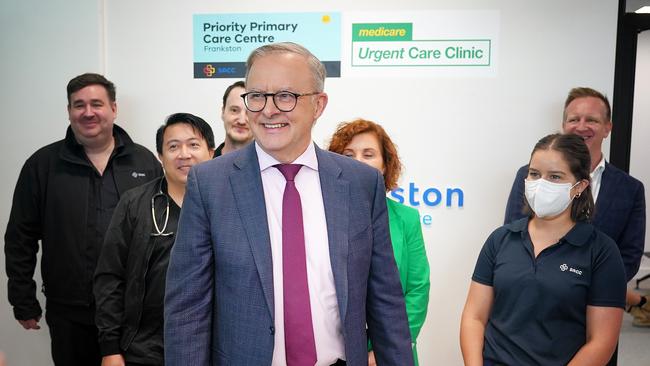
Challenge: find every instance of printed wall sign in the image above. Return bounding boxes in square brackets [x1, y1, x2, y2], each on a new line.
[343, 11, 499, 77]
[193, 12, 341, 78]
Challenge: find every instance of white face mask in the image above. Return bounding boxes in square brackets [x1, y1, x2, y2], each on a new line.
[525, 179, 580, 218]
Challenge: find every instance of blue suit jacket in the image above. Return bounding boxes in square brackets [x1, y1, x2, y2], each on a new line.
[504, 163, 646, 280]
[164, 143, 413, 366]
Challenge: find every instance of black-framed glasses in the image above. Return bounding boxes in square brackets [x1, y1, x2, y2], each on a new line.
[240, 91, 320, 112]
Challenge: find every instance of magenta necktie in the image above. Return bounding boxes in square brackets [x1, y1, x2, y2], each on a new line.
[275, 164, 317, 366]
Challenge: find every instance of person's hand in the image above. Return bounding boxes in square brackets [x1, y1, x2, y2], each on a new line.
[368, 350, 377, 366]
[101, 354, 125, 366]
[17, 316, 41, 330]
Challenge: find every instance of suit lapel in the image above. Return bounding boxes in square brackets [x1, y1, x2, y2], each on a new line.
[316, 147, 350, 324]
[229, 144, 275, 320]
[594, 164, 615, 224]
[387, 202, 405, 274]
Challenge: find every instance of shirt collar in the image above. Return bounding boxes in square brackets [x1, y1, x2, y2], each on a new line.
[591, 155, 606, 177]
[62, 125, 125, 163]
[504, 217, 528, 233]
[255, 141, 319, 172]
[505, 217, 594, 247]
[214, 142, 225, 158]
[562, 222, 594, 247]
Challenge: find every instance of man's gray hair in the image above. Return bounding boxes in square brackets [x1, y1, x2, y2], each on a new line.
[245, 42, 327, 92]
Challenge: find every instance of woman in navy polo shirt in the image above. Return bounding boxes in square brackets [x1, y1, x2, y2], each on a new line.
[460, 133, 626, 366]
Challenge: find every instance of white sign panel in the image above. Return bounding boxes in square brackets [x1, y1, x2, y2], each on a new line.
[342, 10, 500, 77]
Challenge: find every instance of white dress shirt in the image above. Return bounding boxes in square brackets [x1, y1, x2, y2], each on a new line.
[256, 142, 345, 366]
[590, 155, 606, 202]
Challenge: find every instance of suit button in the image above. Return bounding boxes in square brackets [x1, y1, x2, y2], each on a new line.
[270, 326, 275, 335]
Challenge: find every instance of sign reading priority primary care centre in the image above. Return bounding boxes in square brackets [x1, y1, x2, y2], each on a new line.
[343, 11, 499, 77]
[193, 12, 341, 78]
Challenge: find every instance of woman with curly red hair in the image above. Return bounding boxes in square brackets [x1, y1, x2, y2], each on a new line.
[328, 118, 430, 366]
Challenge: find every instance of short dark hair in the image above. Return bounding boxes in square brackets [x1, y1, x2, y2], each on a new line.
[222, 81, 245, 111]
[156, 113, 215, 154]
[524, 133, 594, 222]
[563, 87, 611, 122]
[328, 119, 402, 192]
[67, 73, 116, 106]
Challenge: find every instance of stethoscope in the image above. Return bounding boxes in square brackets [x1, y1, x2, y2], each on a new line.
[151, 179, 174, 237]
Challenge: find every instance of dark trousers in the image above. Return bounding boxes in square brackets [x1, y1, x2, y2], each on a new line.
[45, 310, 101, 366]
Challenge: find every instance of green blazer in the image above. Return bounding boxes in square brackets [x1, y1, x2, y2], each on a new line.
[386, 198, 431, 365]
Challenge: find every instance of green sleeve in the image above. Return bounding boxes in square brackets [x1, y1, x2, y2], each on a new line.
[401, 207, 430, 342]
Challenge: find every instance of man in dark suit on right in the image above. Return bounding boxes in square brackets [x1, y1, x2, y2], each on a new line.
[504, 87, 646, 365]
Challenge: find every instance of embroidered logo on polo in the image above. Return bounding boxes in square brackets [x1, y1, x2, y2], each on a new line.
[131, 172, 147, 178]
[560, 263, 583, 276]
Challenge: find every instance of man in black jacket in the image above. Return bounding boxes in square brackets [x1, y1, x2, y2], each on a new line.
[4, 73, 162, 366]
[94, 113, 215, 366]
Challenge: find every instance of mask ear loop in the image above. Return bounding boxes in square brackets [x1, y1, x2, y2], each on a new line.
[571, 180, 584, 199]
[573, 180, 591, 219]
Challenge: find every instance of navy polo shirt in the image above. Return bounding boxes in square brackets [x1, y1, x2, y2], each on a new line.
[472, 217, 626, 365]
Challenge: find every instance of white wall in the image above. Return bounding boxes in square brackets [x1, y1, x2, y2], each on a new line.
[0, 1, 619, 365]
[0, 1, 103, 365]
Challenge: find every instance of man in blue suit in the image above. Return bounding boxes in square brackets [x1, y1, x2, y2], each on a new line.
[164, 42, 414, 366]
[504, 87, 646, 365]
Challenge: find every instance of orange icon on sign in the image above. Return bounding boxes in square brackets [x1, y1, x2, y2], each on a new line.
[203, 64, 216, 77]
